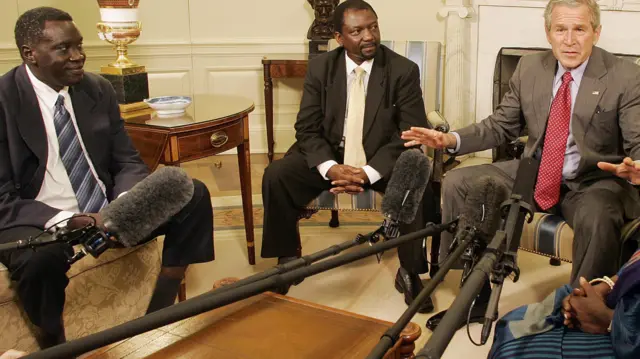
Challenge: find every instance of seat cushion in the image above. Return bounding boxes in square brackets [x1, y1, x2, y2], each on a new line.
[519, 213, 574, 262]
[305, 189, 382, 211]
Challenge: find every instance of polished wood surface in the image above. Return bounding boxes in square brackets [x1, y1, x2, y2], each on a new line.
[85, 278, 421, 359]
[123, 95, 257, 264]
[261, 58, 309, 162]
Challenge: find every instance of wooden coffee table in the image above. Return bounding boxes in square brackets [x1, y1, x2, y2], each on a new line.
[85, 281, 421, 359]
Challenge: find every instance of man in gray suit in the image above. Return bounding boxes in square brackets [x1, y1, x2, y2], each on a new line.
[403, 0, 640, 329]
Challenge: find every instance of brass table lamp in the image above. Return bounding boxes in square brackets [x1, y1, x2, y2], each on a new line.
[97, 0, 149, 113]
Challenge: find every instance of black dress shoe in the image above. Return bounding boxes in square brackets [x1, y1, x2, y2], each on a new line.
[272, 256, 303, 295]
[425, 303, 491, 331]
[394, 267, 434, 314]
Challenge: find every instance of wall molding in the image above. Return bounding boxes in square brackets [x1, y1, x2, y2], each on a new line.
[0, 38, 308, 65]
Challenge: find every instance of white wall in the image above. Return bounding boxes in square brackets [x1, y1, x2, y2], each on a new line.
[0, 0, 445, 154]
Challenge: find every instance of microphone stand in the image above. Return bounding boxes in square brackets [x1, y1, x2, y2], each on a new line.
[366, 225, 478, 359]
[205, 225, 386, 296]
[414, 158, 539, 359]
[24, 221, 456, 359]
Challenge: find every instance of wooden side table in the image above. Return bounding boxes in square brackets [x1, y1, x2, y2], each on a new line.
[261, 58, 308, 162]
[122, 95, 257, 265]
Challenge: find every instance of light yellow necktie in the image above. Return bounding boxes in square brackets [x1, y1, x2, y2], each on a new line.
[343, 67, 367, 168]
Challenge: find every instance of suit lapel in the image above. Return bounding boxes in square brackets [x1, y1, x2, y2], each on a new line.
[69, 80, 100, 162]
[15, 65, 48, 164]
[327, 54, 347, 142]
[533, 51, 556, 135]
[574, 47, 606, 139]
[363, 49, 386, 139]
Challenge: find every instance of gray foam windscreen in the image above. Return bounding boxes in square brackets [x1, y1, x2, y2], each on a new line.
[381, 149, 432, 223]
[100, 167, 195, 247]
[458, 175, 508, 238]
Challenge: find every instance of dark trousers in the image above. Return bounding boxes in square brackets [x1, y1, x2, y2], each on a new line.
[0, 179, 215, 339]
[260, 150, 436, 274]
[441, 162, 634, 287]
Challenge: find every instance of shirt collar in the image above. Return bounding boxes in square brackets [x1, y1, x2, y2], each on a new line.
[345, 52, 374, 76]
[25, 64, 70, 109]
[555, 58, 589, 88]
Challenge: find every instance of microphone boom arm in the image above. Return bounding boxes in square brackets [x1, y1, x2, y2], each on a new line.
[23, 220, 457, 359]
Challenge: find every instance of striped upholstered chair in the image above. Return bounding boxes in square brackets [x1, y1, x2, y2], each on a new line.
[295, 41, 448, 269]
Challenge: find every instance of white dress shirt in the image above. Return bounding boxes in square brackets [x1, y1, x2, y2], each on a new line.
[450, 59, 589, 180]
[26, 65, 107, 229]
[317, 53, 382, 184]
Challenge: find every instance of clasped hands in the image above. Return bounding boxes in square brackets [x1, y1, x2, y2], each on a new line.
[327, 164, 369, 195]
[561, 277, 614, 334]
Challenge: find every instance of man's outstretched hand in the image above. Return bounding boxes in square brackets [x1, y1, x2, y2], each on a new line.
[598, 157, 640, 185]
[327, 164, 367, 195]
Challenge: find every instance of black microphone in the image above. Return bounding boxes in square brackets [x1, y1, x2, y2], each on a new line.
[365, 174, 506, 359]
[381, 149, 432, 226]
[416, 158, 539, 359]
[368, 149, 431, 261]
[456, 176, 508, 282]
[100, 166, 194, 247]
[0, 167, 195, 262]
[479, 157, 538, 344]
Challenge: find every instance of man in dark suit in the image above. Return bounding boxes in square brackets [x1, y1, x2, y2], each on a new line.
[261, 0, 437, 313]
[403, 0, 640, 329]
[0, 7, 214, 348]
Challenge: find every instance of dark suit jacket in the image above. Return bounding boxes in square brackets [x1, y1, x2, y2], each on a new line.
[293, 45, 428, 180]
[456, 46, 640, 215]
[0, 65, 149, 230]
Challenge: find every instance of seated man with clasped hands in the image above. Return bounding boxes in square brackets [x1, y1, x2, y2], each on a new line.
[260, 0, 438, 313]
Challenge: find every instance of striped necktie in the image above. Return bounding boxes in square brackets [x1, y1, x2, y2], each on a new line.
[53, 94, 108, 213]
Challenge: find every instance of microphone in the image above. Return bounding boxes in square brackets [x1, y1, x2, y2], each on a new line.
[100, 166, 194, 247]
[416, 158, 539, 358]
[455, 176, 508, 281]
[381, 149, 432, 226]
[0, 167, 195, 263]
[368, 149, 431, 261]
[365, 174, 506, 359]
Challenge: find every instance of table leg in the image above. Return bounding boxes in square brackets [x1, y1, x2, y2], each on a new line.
[263, 64, 275, 163]
[238, 115, 256, 265]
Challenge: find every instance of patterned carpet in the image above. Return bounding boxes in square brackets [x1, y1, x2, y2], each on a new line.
[214, 205, 383, 231]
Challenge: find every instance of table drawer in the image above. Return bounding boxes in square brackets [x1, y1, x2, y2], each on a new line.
[270, 64, 307, 78]
[177, 120, 243, 160]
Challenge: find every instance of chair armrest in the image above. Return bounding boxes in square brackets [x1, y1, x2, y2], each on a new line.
[427, 110, 450, 133]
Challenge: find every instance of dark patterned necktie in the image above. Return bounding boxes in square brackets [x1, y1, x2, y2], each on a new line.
[534, 71, 573, 210]
[53, 95, 108, 213]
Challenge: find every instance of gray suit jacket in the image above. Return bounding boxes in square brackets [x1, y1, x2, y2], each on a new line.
[458, 47, 640, 183]
[456, 46, 640, 215]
